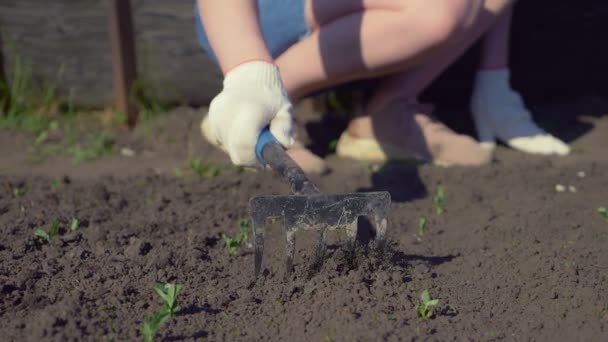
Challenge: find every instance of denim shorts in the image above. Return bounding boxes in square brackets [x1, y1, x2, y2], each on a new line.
[195, 1, 310, 62]
[195, 1, 379, 97]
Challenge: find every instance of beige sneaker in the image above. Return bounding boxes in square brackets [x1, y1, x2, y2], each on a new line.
[336, 101, 491, 167]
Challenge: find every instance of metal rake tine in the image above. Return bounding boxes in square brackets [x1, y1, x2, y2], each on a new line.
[314, 228, 327, 263]
[285, 228, 296, 274]
[253, 219, 266, 277]
[373, 215, 388, 254]
[373, 215, 388, 242]
[345, 220, 358, 250]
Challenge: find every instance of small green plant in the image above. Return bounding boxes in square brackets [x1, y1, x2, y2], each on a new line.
[223, 219, 249, 256]
[0, 47, 69, 136]
[13, 187, 25, 198]
[190, 159, 221, 178]
[418, 216, 428, 240]
[598, 207, 608, 223]
[69, 132, 115, 164]
[416, 289, 439, 320]
[34, 221, 60, 242]
[141, 283, 182, 342]
[432, 186, 446, 215]
[70, 217, 80, 231]
[328, 139, 338, 153]
[50, 178, 61, 191]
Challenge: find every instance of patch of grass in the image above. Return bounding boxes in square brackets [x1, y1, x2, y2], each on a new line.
[0, 48, 72, 136]
[416, 289, 439, 320]
[141, 283, 182, 342]
[417, 216, 427, 240]
[34, 221, 60, 242]
[432, 186, 446, 215]
[190, 159, 221, 178]
[223, 219, 249, 256]
[598, 207, 608, 223]
[68, 132, 115, 164]
[129, 42, 176, 123]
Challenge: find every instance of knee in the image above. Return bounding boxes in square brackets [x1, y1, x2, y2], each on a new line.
[416, 0, 479, 46]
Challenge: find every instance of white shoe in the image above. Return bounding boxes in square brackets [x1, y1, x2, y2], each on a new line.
[471, 69, 570, 156]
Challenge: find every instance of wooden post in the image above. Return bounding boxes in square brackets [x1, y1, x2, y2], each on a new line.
[106, 0, 138, 128]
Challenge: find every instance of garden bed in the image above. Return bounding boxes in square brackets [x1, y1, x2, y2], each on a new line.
[1, 101, 607, 341]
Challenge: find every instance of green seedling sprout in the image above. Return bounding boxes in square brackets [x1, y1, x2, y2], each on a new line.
[34, 221, 59, 242]
[223, 219, 249, 256]
[190, 159, 221, 178]
[328, 139, 338, 153]
[142, 283, 182, 342]
[13, 187, 25, 198]
[50, 178, 60, 191]
[432, 186, 446, 215]
[416, 289, 439, 320]
[70, 217, 80, 231]
[598, 207, 608, 223]
[418, 216, 428, 240]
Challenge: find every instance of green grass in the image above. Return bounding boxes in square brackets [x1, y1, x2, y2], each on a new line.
[223, 219, 249, 256]
[68, 132, 115, 164]
[416, 289, 439, 320]
[0, 49, 71, 136]
[190, 159, 221, 178]
[129, 41, 177, 122]
[141, 283, 182, 342]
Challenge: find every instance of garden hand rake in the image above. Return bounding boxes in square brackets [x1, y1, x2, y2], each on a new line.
[249, 128, 391, 277]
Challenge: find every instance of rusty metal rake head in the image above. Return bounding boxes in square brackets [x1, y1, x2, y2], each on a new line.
[249, 129, 391, 277]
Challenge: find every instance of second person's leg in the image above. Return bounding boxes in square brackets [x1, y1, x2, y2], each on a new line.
[276, 0, 515, 166]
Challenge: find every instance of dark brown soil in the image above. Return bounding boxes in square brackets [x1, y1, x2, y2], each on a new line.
[1, 98, 608, 341]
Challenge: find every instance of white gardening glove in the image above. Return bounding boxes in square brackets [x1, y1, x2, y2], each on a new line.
[202, 61, 294, 166]
[471, 69, 570, 156]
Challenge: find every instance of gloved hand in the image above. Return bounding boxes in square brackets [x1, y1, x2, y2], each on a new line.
[202, 61, 294, 166]
[471, 69, 570, 156]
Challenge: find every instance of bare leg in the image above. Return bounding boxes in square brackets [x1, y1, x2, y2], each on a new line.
[276, 0, 515, 166]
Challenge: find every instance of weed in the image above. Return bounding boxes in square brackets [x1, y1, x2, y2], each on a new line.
[0, 48, 70, 136]
[70, 218, 80, 231]
[34, 221, 60, 242]
[223, 219, 249, 256]
[141, 283, 182, 342]
[418, 216, 427, 240]
[13, 186, 25, 198]
[129, 42, 176, 122]
[190, 159, 221, 178]
[416, 289, 439, 320]
[598, 207, 608, 223]
[69, 132, 115, 164]
[50, 178, 61, 191]
[328, 139, 338, 153]
[432, 186, 446, 215]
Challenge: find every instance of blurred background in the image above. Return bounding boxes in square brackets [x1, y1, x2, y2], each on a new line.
[1, 0, 606, 110]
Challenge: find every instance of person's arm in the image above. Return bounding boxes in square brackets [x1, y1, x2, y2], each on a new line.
[197, 0, 272, 73]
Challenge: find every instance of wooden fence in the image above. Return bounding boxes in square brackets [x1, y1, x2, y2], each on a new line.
[0, 0, 223, 128]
